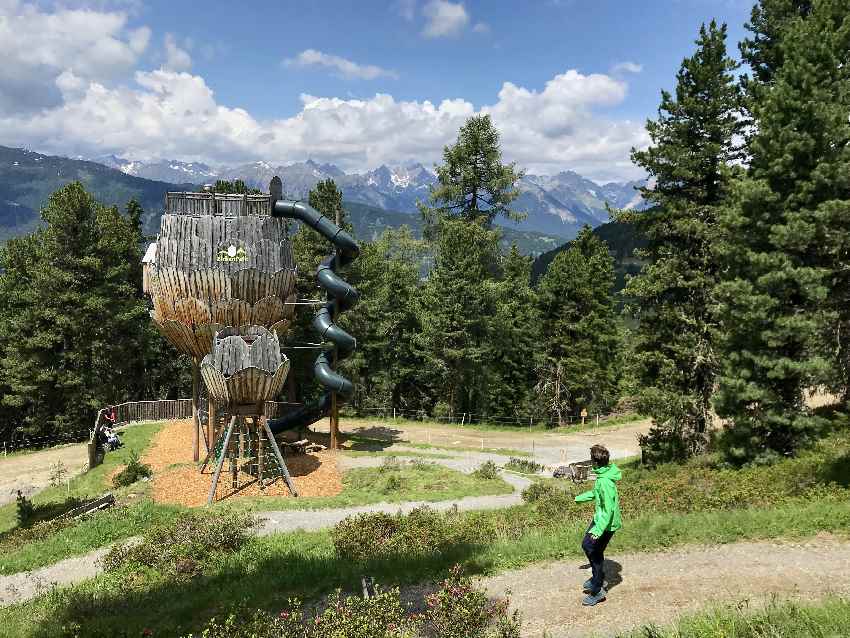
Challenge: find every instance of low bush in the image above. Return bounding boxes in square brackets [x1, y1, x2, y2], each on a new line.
[472, 460, 500, 480]
[504, 458, 543, 474]
[112, 450, 152, 488]
[332, 507, 470, 563]
[521, 481, 559, 503]
[102, 512, 255, 576]
[184, 565, 520, 638]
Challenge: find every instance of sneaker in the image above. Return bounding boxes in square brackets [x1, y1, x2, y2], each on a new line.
[582, 588, 607, 606]
[582, 579, 606, 593]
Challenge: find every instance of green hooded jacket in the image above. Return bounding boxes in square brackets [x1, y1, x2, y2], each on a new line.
[574, 463, 622, 537]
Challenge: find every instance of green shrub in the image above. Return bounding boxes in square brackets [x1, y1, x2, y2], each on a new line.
[504, 458, 543, 474]
[112, 450, 152, 488]
[383, 473, 405, 493]
[102, 512, 255, 576]
[472, 460, 500, 480]
[332, 507, 468, 563]
[425, 565, 521, 638]
[184, 566, 519, 638]
[521, 482, 559, 503]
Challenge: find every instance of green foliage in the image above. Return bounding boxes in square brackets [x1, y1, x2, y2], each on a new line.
[414, 218, 502, 416]
[332, 506, 468, 563]
[520, 481, 558, 503]
[486, 245, 542, 417]
[714, 0, 849, 462]
[538, 226, 621, 419]
[622, 22, 742, 461]
[0, 183, 188, 441]
[471, 460, 499, 480]
[504, 457, 543, 474]
[341, 228, 430, 413]
[111, 450, 152, 487]
[185, 567, 519, 638]
[211, 179, 260, 194]
[102, 511, 255, 577]
[621, 598, 850, 638]
[420, 114, 524, 229]
[424, 565, 521, 638]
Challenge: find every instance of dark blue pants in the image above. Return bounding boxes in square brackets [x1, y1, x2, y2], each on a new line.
[582, 522, 614, 594]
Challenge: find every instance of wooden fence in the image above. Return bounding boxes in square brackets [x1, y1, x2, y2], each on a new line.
[86, 398, 303, 469]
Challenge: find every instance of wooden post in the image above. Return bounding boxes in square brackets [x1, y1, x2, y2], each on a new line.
[208, 397, 216, 451]
[207, 416, 237, 504]
[257, 417, 265, 490]
[192, 359, 200, 462]
[329, 205, 342, 450]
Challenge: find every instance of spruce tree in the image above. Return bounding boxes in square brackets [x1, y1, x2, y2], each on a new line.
[487, 245, 542, 418]
[340, 228, 428, 412]
[415, 218, 501, 417]
[538, 227, 621, 421]
[0, 183, 147, 437]
[714, 0, 848, 462]
[621, 21, 742, 460]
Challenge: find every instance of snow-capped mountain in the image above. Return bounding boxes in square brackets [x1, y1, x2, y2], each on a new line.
[93, 155, 218, 184]
[90, 155, 646, 240]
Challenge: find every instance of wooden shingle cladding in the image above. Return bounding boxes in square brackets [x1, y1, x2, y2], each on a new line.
[200, 326, 290, 408]
[146, 211, 297, 359]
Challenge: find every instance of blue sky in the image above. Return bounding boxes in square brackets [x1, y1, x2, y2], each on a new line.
[0, 0, 754, 182]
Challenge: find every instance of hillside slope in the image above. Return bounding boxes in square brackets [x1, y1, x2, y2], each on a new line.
[0, 146, 194, 239]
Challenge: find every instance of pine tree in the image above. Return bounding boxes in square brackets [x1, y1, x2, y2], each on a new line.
[0, 183, 148, 437]
[537, 227, 621, 422]
[415, 218, 501, 417]
[620, 21, 742, 460]
[419, 114, 524, 231]
[340, 228, 428, 412]
[714, 0, 849, 462]
[486, 245, 542, 418]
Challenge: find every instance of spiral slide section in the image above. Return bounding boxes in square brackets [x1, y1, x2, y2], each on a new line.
[268, 199, 360, 434]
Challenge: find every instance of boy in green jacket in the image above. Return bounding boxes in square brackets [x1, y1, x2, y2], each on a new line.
[575, 444, 622, 606]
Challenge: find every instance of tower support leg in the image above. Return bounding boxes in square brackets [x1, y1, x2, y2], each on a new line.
[262, 416, 298, 497]
[207, 416, 237, 504]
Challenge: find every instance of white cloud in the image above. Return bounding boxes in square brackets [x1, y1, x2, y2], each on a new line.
[472, 21, 490, 34]
[284, 49, 398, 80]
[611, 61, 643, 74]
[0, 64, 648, 181]
[163, 33, 192, 71]
[0, 0, 150, 114]
[422, 0, 469, 38]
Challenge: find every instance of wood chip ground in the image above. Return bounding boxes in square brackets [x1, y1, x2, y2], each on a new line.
[141, 419, 343, 507]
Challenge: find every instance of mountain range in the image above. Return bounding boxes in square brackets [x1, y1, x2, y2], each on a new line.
[1, 144, 646, 260]
[93, 155, 647, 240]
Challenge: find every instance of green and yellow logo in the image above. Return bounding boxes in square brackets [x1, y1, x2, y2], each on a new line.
[216, 244, 248, 263]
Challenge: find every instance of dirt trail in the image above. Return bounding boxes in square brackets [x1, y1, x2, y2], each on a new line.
[483, 534, 850, 638]
[314, 417, 652, 468]
[0, 444, 89, 506]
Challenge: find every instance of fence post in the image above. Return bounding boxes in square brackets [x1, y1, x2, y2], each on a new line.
[596, 414, 600, 426]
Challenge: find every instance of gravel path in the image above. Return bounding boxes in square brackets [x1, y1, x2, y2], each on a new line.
[256, 470, 531, 535]
[483, 534, 850, 638]
[0, 546, 112, 607]
[0, 444, 89, 506]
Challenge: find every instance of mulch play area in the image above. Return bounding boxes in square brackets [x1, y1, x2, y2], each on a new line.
[141, 419, 343, 507]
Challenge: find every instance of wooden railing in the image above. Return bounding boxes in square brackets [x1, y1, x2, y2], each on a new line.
[87, 399, 303, 470]
[165, 192, 272, 217]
